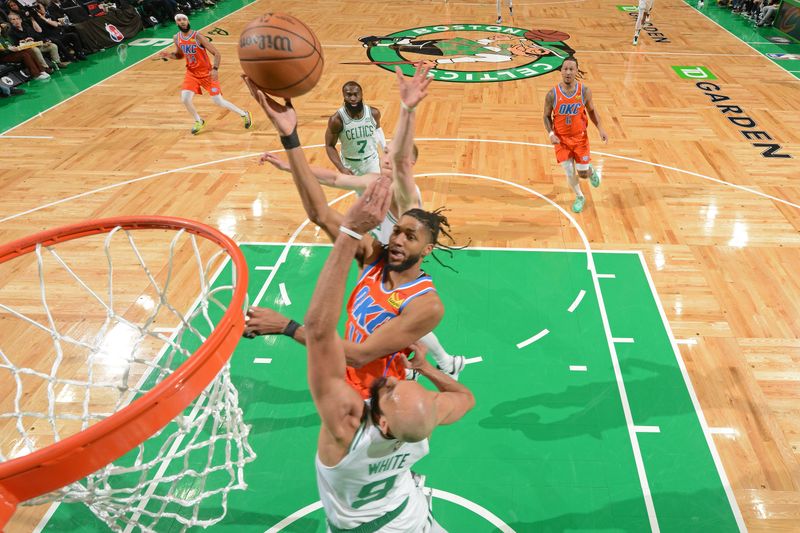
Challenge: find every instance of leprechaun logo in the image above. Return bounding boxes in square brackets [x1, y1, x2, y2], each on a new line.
[354, 24, 575, 82]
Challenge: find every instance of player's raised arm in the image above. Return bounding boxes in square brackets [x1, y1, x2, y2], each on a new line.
[304, 177, 394, 438]
[390, 64, 430, 213]
[260, 152, 376, 192]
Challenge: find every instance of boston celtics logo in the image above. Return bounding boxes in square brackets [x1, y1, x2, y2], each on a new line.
[356, 25, 575, 83]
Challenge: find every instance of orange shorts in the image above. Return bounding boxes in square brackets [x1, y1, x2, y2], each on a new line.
[182, 72, 222, 96]
[554, 134, 591, 166]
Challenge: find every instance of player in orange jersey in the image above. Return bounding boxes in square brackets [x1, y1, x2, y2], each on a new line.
[543, 56, 608, 213]
[242, 67, 462, 399]
[154, 14, 251, 135]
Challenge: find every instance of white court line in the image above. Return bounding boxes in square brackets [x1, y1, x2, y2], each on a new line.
[253, 358, 272, 364]
[567, 289, 586, 312]
[613, 337, 635, 343]
[4, 137, 799, 226]
[634, 426, 661, 433]
[675, 338, 698, 345]
[709, 427, 738, 436]
[1, 0, 260, 136]
[636, 251, 746, 531]
[581, 49, 760, 57]
[255, 265, 275, 271]
[516, 328, 549, 349]
[597, 273, 616, 279]
[278, 282, 291, 306]
[464, 356, 483, 365]
[416, 139, 800, 211]
[569, 365, 588, 372]
[0, 135, 55, 139]
[266, 489, 515, 532]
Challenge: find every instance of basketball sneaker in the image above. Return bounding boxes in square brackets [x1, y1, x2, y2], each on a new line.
[437, 355, 466, 381]
[632, 33, 639, 45]
[496, 16, 502, 24]
[242, 111, 252, 129]
[191, 120, 205, 135]
[590, 167, 601, 188]
[572, 196, 586, 213]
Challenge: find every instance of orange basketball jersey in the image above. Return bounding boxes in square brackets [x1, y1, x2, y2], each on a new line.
[343, 256, 436, 399]
[552, 82, 589, 139]
[177, 30, 212, 76]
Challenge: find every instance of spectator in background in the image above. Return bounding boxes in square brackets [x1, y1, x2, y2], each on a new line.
[0, 83, 26, 95]
[7, 11, 69, 67]
[757, 0, 778, 25]
[1, 28, 50, 78]
[33, 0, 85, 59]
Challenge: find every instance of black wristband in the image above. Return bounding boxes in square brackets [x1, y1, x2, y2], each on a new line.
[282, 319, 301, 339]
[280, 128, 301, 150]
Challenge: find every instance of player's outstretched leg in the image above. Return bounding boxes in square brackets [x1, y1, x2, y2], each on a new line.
[496, 0, 502, 23]
[419, 332, 467, 380]
[210, 95, 251, 128]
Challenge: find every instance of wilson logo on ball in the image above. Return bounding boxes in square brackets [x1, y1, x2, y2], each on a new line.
[239, 34, 293, 52]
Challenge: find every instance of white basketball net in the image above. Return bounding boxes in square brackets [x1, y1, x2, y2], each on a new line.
[0, 225, 256, 532]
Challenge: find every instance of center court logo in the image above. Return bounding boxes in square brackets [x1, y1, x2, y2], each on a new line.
[357, 24, 576, 83]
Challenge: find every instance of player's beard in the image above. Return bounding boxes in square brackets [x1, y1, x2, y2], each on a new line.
[345, 101, 364, 114]
[385, 252, 421, 273]
[180, 23, 191, 31]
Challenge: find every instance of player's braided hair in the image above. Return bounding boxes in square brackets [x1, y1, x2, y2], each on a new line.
[404, 207, 468, 272]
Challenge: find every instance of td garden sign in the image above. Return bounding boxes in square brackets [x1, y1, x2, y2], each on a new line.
[359, 24, 576, 83]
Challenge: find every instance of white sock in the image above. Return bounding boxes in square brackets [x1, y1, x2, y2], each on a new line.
[419, 332, 453, 370]
[211, 95, 246, 116]
[181, 90, 202, 122]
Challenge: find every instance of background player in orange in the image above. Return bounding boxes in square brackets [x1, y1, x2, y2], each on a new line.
[154, 14, 251, 135]
[543, 56, 608, 213]
[241, 67, 459, 399]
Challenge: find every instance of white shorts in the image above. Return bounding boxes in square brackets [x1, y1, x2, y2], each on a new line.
[342, 152, 381, 176]
[638, 0, 654, 11]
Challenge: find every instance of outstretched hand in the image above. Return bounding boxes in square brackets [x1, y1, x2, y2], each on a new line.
[395, 62, 433, 109]
[259, 152, 290, 171]
[341, 175, 392, 235]
[241, 75, 297, 136]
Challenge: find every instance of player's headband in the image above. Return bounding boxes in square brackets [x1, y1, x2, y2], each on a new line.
[174, 14, 189, 22]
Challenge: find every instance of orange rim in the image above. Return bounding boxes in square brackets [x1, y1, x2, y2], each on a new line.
[0, 216, 248, 526]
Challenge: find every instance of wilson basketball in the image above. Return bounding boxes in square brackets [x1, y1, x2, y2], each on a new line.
[238, 13, 324, 99]
[524, 29, 571, 42]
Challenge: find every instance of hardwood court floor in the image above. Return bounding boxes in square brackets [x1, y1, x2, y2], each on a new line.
[1, 0, 798, 530]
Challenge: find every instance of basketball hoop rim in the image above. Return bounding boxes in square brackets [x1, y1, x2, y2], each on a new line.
[0, 216, 249, 525]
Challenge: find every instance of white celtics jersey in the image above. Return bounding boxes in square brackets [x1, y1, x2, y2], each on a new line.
[316, 410, 435, 532]
[338, 105, 380, 175]
[371, 185, 423, 245]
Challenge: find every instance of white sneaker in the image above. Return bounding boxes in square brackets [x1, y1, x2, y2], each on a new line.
[438, 355, 467, 381]
[496, 16, 502, 24]
[405, 368, 420, 381]
[36, 72, 50, 80]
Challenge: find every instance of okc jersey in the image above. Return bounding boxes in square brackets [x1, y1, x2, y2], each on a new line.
[176, 30, 212, 76]
[338, 105, 380, 175]
[316, 408, 437, 531]
[344, 255, 436, 399]
[552, 82, 588, 139]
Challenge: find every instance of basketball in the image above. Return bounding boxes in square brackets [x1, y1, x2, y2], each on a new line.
[237, 13, 324, 99]
[524, 29, 571, 42]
